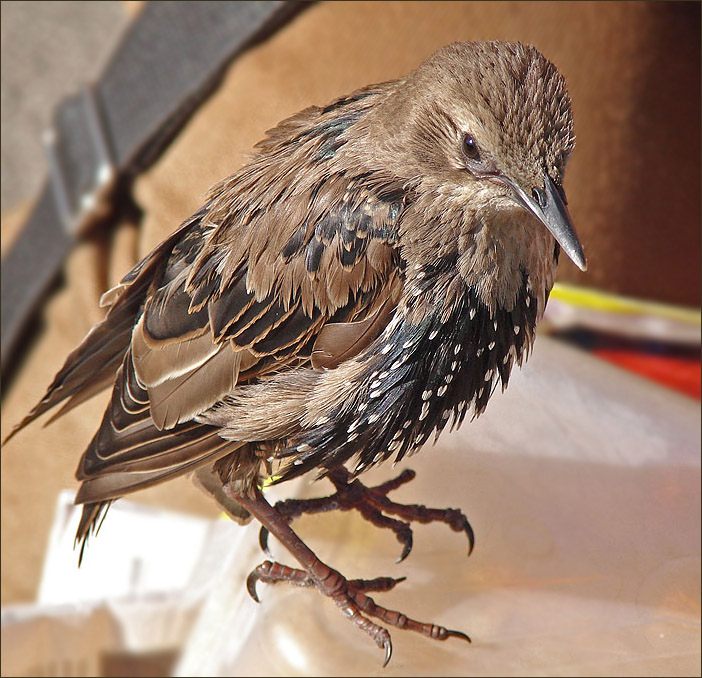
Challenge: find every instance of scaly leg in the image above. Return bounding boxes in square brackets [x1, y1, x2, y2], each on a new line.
[227, 484, 470, 665]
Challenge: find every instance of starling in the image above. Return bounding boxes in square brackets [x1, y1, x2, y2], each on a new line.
[10, 41, 585, 663]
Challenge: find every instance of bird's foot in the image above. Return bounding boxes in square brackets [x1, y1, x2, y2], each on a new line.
[246, 559, 470, 666]
[260, 467, 474, 562]
[228, 484, 471, 665]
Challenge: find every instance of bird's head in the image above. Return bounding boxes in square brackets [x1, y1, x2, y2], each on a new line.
[366, 41, 586, 276]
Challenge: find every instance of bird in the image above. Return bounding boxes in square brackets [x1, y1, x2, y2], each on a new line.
[9, 41, 585, 664]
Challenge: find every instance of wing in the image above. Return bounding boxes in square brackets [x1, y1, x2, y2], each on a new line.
[15, 84, 410, 527]
[74, 183, 405, 510]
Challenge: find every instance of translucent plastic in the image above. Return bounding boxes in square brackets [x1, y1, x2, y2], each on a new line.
[176, 337, 701, 676]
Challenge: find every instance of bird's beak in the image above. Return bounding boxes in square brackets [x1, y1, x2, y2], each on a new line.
[501, 173, 587, 272]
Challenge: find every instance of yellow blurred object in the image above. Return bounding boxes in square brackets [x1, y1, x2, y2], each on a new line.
[544, 284, 702, 346]
[551, 283, 701, 325]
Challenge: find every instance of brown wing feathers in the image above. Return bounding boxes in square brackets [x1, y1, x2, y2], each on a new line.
[4, 212, 203, 441]
[75, 183, 403, 494]
[12, 88, 408, 552]
[311, 293, 398, 370]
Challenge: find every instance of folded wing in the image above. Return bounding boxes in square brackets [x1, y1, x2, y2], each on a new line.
[11, 86, 409, 549]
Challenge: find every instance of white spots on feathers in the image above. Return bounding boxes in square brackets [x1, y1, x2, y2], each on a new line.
[388, 439, 402, 452]
[386, 314, 402, 334]
[305, 284, 535, 479]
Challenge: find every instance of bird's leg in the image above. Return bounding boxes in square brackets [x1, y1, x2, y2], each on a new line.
[246, 561, 407, 595]
[226, 484, 470, 666]
[259, 467, 474, 562]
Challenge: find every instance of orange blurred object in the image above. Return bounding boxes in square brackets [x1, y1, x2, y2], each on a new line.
[594, 349, 701, 400]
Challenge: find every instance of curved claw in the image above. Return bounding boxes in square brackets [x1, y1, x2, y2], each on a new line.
[258, 526, 273, 557]
[396, 533, 413, 563]
[446, 628, 471, 644]
[246, 570, 261, 603]
[382, 636, 393, 667]
[464, 518, 475, 557]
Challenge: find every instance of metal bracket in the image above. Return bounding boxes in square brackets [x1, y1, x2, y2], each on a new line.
[44, 83, 117, 237]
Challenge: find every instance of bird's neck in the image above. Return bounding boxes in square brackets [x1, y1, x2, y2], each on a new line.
[400, 199, 557, 324]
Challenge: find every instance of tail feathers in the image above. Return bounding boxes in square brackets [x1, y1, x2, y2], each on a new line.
[75, 433, 242, 503]
[44, 349, 125, 425]
[73, 346, 244, 502]
[5, 315, 136, 444]
[75, 501, 112, 566]
[5, 214, 201, 444]
[73, 434, 240, 562]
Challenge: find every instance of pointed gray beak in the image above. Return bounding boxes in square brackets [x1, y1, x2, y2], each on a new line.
[501, 173, 587, 271]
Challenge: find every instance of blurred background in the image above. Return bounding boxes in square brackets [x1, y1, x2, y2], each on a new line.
[1, 1, 130, 215]
[1, 2, 700, 676]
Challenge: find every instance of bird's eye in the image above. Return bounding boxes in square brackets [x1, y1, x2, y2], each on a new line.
[462, 134, 480, 162]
